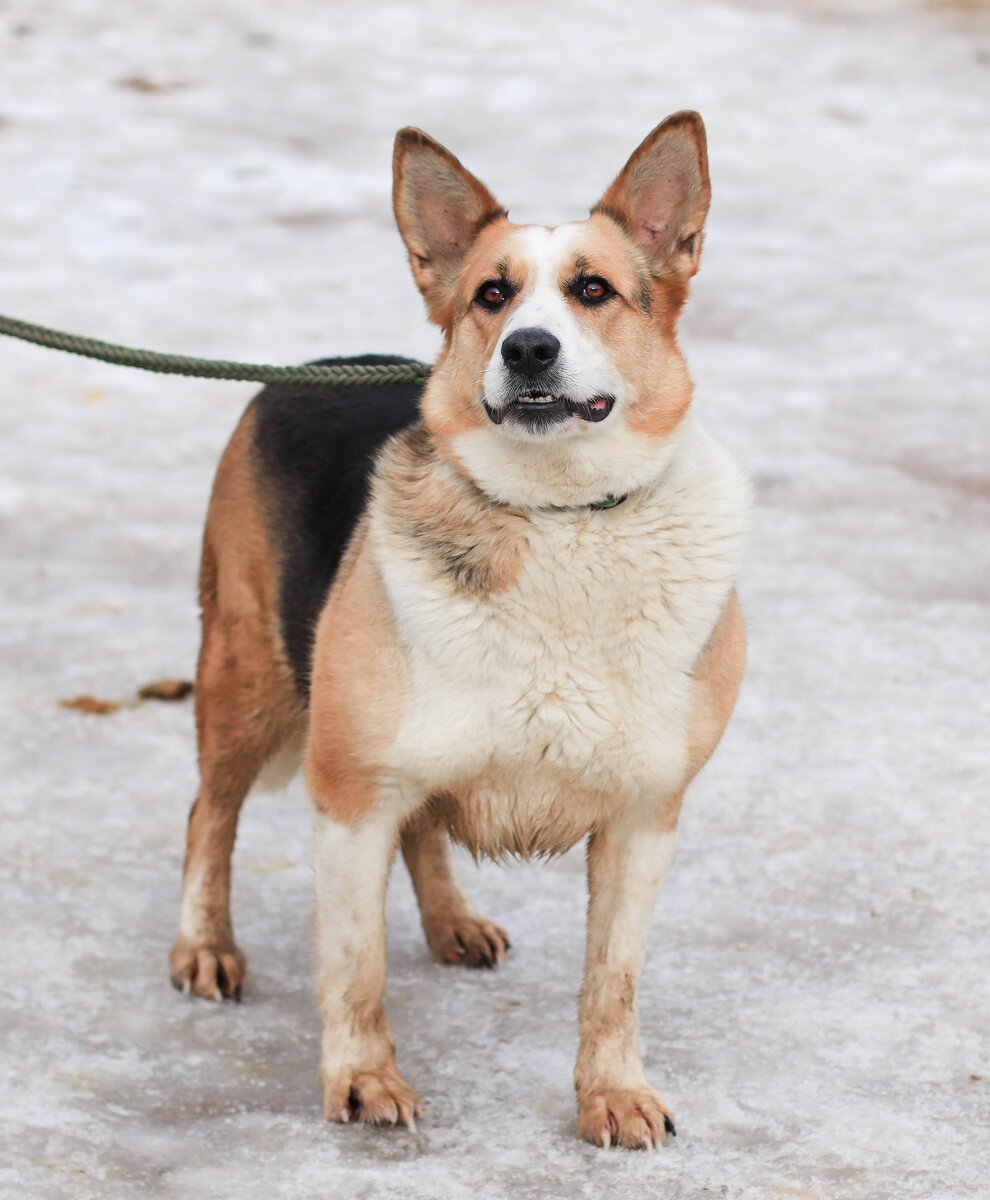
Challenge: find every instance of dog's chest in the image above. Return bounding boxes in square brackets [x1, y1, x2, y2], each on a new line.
[379, 455, 745, 856]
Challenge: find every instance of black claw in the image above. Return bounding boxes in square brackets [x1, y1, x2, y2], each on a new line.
[664, 1115, 677, 1138]
[233, 985, 242, 1004]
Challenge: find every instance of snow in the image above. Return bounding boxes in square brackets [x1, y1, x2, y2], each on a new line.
[1, 1, 988, 1196]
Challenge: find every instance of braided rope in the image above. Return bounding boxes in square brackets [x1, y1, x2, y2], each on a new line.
[0, 313, 432, 387]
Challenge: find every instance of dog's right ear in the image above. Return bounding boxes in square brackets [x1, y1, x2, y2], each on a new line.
[393, 129, 505, 326]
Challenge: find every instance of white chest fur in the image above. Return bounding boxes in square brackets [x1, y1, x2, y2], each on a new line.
[375, 426, 750, 857]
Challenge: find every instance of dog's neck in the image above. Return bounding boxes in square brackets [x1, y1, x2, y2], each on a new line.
[446, 408, 694, 512]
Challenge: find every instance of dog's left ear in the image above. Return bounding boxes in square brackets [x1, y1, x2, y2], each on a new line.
[393, 128, 505, 325]
[594, 111, 711, 278]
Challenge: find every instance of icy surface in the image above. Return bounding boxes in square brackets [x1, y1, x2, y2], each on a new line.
[1, 1, 988, 1197]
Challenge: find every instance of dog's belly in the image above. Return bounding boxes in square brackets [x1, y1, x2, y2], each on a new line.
[438, 697, 690, 859]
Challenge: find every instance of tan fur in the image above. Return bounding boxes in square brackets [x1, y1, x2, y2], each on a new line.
[401, 816, 511, 966]
[686, 588, 747, 782]
[568, 213, 695, 441]
[573, 592, 745, 1146]
[174, 416, 497, 1004]
[305, 520, 408, 824]
[591, 111, 711, 443]
[314, 816, 417, 1127]
[416, 218, 518, 451]
[309, 116, 744, 1146]
[374, 424, 530, 596]
[392, 127, 505, 328]
[410, 201, 703, 469]
[178, 115, 749, 1152]
[595, 110, 711, 276]
[574, 807, 679, 1148]
[170, 404, 303, 999]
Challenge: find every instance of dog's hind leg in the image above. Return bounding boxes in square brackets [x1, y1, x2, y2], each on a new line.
[401, 817, 510, 968]
[171, 746, 257, 999]
[170, 519, 302, 1001]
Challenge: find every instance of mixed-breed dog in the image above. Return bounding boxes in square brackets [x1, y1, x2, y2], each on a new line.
[166, 111, 749, 1150]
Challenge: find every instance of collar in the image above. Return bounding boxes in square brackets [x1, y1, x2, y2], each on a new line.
[587, 492, 627, 511]
[539, 491, 629, 515]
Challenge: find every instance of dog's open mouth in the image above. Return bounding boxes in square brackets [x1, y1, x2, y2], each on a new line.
[484, 391, 615, 429]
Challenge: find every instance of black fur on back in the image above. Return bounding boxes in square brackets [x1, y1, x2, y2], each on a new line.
[252, 356, 423, 695]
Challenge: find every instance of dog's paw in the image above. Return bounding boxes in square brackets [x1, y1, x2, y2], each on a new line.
[424, 912, 511, 968]
[577, 1085, 676, 1150]
[323, 1065, 422, 1129]
[170, 936, 245, 1001]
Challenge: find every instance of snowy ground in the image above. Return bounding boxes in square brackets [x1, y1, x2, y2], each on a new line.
[1, 1, 988, 1197]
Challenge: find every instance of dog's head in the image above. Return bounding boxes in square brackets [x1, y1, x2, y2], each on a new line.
[393, 113, 711, 507]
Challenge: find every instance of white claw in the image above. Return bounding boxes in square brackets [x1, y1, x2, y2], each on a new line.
[212, 989, 223, 1002]
[601, 1130, 611, 1150]
[336, 1108, 350, 1124]
[182, 979, 191, 996]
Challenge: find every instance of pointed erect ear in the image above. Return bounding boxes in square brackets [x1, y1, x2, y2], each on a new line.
[594, 111, 711, 277]
[392, 128, 505, 323]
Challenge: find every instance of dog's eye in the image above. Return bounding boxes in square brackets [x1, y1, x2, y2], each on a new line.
[475, 280, 513, 311]
[578, 277, 614, 305]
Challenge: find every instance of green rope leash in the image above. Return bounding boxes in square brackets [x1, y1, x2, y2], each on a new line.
[0, 313, 432, 387]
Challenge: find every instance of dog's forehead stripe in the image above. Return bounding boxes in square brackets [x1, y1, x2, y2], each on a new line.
[506, 224, 586, 292]
[492, 222, 650, 313]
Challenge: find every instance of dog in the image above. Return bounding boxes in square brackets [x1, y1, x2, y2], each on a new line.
[169, 110, 749, 1150]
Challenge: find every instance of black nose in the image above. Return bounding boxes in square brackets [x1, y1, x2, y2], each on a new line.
[501, 327, 561, 377]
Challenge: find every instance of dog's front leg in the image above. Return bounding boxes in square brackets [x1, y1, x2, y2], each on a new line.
[312, 800, 422, 1129]
[575, 805, 681, 1150]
